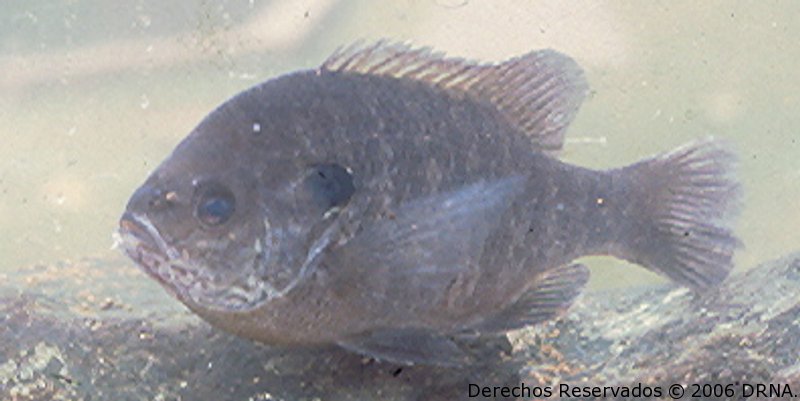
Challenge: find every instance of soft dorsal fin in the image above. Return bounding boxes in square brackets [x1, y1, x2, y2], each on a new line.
[321, 40, 588, 152]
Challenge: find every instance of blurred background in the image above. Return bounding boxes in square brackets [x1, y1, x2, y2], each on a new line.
[1, 0, 798, 289]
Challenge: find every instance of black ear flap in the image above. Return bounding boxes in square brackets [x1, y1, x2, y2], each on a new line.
[303, 163, 355, 212]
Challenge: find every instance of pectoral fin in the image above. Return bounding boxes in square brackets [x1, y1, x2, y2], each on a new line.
[331, 176, 524, 293]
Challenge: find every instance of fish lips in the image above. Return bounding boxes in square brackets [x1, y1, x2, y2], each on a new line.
[118, 212, 189, 297]
[118, 212, 276, 312]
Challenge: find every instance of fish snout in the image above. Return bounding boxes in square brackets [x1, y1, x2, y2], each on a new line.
[125, 184, 181, 215]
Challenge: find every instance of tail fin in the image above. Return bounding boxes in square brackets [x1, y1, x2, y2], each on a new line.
[615, 138, 741, 289]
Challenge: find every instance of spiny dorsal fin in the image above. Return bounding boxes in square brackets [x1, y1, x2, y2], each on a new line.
[321, 40, 588, 152]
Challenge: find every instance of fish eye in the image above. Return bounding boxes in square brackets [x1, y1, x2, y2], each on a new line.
[194, 182, 236, 227]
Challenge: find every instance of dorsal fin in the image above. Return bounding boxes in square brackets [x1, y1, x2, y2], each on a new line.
[321, 40, 588, 152]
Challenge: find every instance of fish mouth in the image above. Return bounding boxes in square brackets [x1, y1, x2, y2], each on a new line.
[118, 212, 194, 297]
[118, 212, 277, 312]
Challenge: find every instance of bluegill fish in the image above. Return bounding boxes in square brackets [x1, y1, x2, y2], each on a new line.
[119, 42, 740, 366]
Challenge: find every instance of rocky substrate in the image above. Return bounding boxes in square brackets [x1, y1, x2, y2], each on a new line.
[2, 252, 798, 400]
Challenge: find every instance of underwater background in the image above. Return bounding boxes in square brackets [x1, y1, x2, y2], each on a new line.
[1, 0, 798, 290]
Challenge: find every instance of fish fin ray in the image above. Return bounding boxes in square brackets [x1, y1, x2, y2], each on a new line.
[322, 40, 588, 152]
[616, 138, 742, 289]
[472, 263, 589, 333]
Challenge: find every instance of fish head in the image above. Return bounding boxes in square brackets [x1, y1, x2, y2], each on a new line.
[118, 97, 324, 313]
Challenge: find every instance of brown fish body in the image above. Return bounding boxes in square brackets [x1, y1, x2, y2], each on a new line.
[120, 42, 739, 365]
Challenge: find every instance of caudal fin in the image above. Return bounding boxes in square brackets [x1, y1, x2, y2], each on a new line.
[616, 138, 741, 289]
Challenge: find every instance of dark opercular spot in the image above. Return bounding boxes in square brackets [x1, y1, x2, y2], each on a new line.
[193, 181, 236, 227]
[304, 163, 355, 212]
[391, 367, 403, 377]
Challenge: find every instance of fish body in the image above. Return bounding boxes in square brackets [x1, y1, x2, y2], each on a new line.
[119, 42, 740, 365]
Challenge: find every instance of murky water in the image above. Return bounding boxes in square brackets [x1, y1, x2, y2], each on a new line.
[1, 1, 798, 287]
[1, 2, 799, 400]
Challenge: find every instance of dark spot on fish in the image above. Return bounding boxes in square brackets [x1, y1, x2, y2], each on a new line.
[391, 367, 403, 377]
[304, 163, 355, 211]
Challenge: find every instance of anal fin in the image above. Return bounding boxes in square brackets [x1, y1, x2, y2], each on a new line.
[473, 263, 590, 333]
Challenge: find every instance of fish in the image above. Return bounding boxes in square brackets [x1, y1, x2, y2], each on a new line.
[118, 41, 741, 366]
